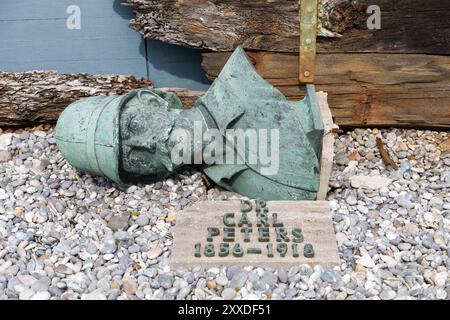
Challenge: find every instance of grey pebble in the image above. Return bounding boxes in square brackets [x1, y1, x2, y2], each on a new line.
[135, 214, 149, 227]
[100, 236, 117, 254]
[321, 271, 341, 284]
[157, 274, 174, 289]
[229, 270, 248, 289]
[177, 285, 191, 299]
[107, 214, 129, 231]
[222, 288, 236, 300]
[278, 268, 288, 283]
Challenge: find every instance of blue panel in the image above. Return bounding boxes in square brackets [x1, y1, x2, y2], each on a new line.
[0, 0, 212, 89]
[0, 0, 134, 20]
[0, 0, 147, 77]
[147, 40, 211, 91]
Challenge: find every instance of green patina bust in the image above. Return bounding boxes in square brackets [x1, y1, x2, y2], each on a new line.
[56, 47, 324, 200]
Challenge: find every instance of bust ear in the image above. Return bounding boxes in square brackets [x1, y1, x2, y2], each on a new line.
[137, 90, 170, 110]
[119, 89, 170, 112]
[150, 89, 184, 110]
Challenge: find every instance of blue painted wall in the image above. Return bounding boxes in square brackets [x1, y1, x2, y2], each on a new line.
[0, 0, 211, 90]
[147, 40, 211, 90]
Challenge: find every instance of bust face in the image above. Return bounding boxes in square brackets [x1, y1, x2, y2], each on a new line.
[119, 91, 176, 182]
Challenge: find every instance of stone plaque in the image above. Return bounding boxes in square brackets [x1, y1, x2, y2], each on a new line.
[171, 200, 340, 269]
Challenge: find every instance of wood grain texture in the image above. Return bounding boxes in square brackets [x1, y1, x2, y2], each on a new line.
[126, 0, 450, 54]
[171, 200, 340, 269]
[0, 71, 203, 127]
[203, 52, 450, 129]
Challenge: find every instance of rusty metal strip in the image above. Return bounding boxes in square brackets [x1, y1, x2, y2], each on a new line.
[299, 0, 318, 84]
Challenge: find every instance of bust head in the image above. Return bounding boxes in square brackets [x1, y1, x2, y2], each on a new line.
[55, 89, 191, 186]
[119, 90, 177, 183]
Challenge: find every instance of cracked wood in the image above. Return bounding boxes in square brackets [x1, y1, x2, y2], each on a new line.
[126, 0, 450, 54]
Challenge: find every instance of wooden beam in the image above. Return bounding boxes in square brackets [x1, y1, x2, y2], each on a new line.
[0, 71, 201, 127]
[126, 0, 450, 54]
[202, 52, 450, 129]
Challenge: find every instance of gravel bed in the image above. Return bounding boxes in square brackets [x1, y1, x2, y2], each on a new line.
[0, 125, 448, 300]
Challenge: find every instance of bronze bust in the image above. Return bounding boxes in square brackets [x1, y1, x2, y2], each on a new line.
[56, 47, 324, 200]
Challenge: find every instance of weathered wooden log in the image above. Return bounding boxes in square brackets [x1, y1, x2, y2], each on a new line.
[203, 52, 450, 129]
[126, 0, 450, 54]
[0, 71, 202, 127]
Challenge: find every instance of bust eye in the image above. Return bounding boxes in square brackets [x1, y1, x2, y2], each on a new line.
[129, 117, 141, 133]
